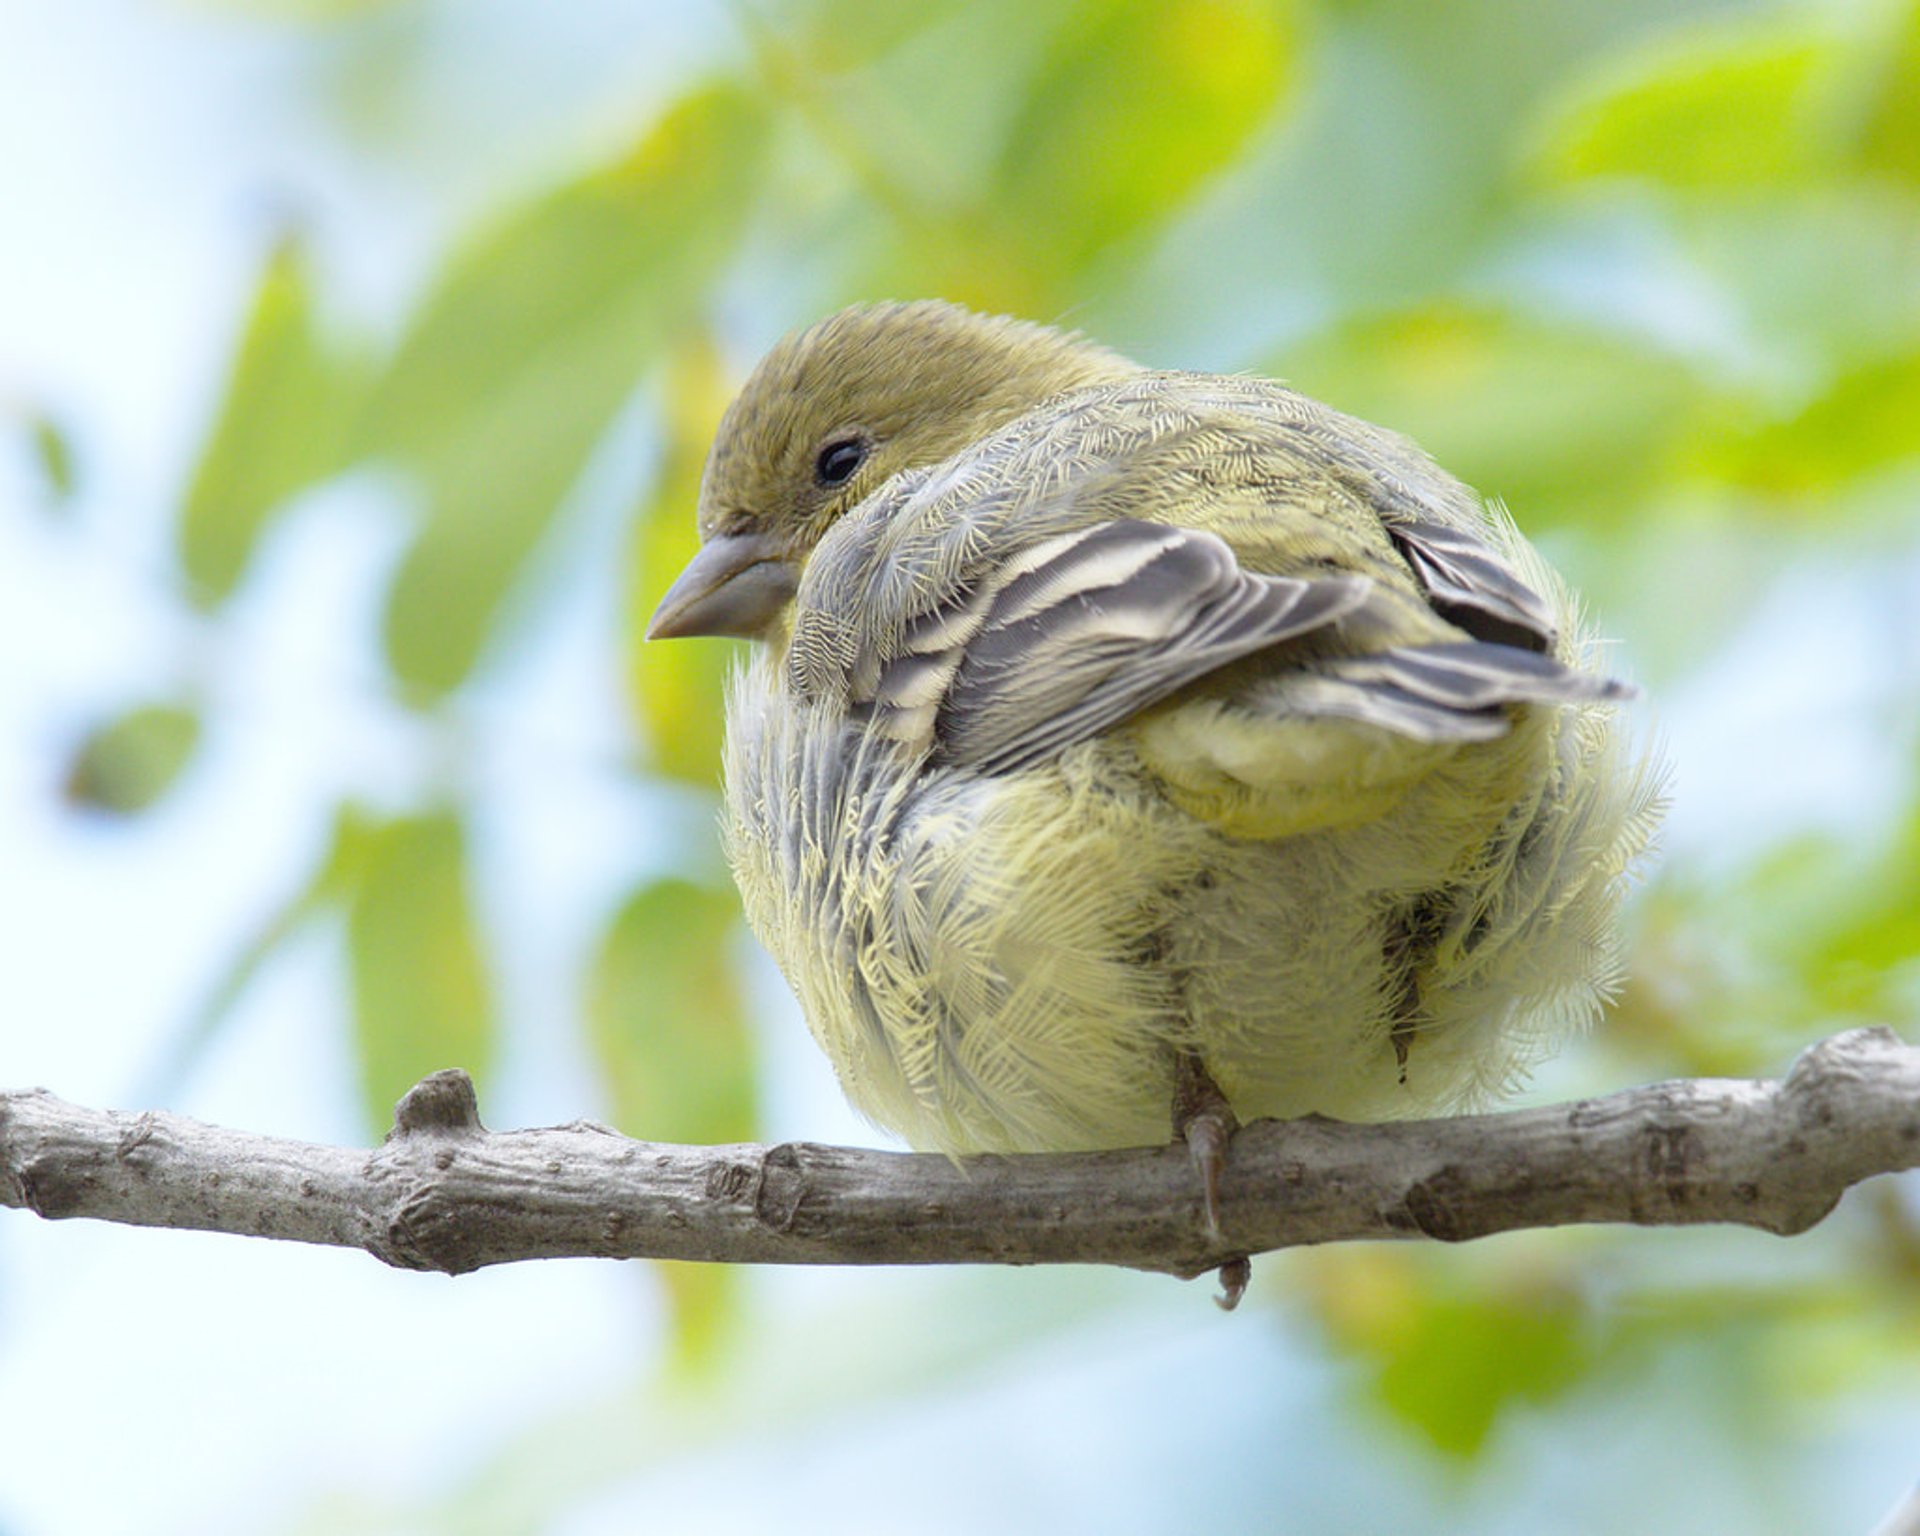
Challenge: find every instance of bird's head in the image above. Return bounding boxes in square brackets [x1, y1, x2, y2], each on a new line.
[647, 300, 1135, 642]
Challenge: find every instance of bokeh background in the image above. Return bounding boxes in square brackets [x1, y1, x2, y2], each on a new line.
[5, 0, 1920, 1530]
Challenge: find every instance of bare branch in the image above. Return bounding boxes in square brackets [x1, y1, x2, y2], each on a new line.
[3, 1028, 1916, 1282]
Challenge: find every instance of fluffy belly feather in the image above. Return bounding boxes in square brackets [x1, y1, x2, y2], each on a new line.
[721, 655, 1650, 1155]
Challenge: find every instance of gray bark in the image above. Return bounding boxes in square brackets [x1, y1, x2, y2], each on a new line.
[3, 1027, 1915, 1283]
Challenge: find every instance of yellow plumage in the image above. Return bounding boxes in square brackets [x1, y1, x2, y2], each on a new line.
[651, 300, 1664, 1159]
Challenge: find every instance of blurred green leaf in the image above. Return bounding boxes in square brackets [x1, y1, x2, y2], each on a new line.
[1666, 191, 1920, 387]
[1303, 1250, 1593, 1460]
[1612, 800, 1920, 1083]
[1608, 867, 1811, 1081]
[1803, 809, 1920, 1018]
[364, 84, 770, 698]
[1276, 303, 1707, 525]
[178, 235, 366, 606]
[652, 1259, 741, 1377]
[26, 409, 77, 507]
[345, 810, 493, 1135]
[626, 332, 740, 785]
[63, 703, 202, 816]
[146, 802, 384, 1101]
[586, 876, 753, 1146]
[1371, 1291, 1591, 1459]
[995, 0, 1296, 279]
[1691, 351, 1920, 496]
[1852, 0, 1920, 185]
[744, 0, 1292, 313]
[738, 0, 1060, 312]
[587, 875, 753, 1371]
[778, 0, 971, 73]
[1526, 17, 1850, 192]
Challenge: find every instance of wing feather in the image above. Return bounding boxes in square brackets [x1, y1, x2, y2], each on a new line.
[1386, 517, 1560, 653]
[1271, 641, 1633, 744]
[790, 377, 1631, 780]
[858, 520, 1370, 774]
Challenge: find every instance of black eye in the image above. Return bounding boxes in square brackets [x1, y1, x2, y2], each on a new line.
[814, 437, 868, 487]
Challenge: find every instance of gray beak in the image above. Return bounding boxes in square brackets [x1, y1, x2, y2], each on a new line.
[647, 531, 799, 641]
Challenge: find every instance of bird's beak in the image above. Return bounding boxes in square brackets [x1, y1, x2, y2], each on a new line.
[647, 530, 799, 641]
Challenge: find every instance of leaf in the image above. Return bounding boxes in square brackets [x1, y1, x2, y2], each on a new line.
[62, 703, 202, 816]
[1691, 351, 1920, 496]
[585, 876, 753, 1146]
[993, 0, 1296, 279]
[1525, 17, 1849, 191]
[344, 810, 493, 1135]
[1668, 191, 1920, 388]
[1853, 0, 1920, 185]
[586, 875, 753, 1372]
[1372, 1292, 1591, 1459]
[143, 803, 384, 1101]
[1801, 810, 1920, 1018]
[651, 1259, 742, 1378]
[177, 235, 366, 606]
[26, 408, 77, 507]
[363, 84, 770, 698]
[736, 0, 1061, 315]
[626, 331, 741, 785]
[780, 0, 972, 73]
[1304, 1251, 1593, 1460]
[1608, 803, 1920, 1084]
[1274, 304, 1707, 526]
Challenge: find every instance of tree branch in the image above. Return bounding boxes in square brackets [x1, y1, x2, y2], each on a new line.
[3, 1028, 1916, 1283]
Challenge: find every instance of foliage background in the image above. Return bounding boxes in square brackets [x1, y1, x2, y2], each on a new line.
[4, 0, 1920, 1530]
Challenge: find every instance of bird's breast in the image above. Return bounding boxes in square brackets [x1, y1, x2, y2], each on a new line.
[719, 653, 1203, 1154]
[716, 645, 1648, 1153]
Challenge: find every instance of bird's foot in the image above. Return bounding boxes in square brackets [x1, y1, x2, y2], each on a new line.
[1172, 1053, 1251, 1308]
[1214, 1256, 1251, 1312]
[1172, 1051, 1238, 1240]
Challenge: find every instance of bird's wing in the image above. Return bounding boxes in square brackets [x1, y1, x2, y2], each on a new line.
[848, 519, 1370, 775]
[843, 514, 1626, 777]
[1268, 640, 1631, 745]
[788, 386, 1627, 780]
[1195, 375, 1565, 653]
[1382, 516, 1561, 654]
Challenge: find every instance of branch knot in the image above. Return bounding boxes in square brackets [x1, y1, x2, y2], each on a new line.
[389, 1071, 484, 1138]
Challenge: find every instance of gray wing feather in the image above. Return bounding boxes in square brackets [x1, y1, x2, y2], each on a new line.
[857, 520, 1371, 775]
[1386, 518, 1561, 653]
[1264, 641, 1633, 745]
[1166, 374, 1562, 653]
[1356, 642, 1630, 708]
[794, 375, 1627, 776]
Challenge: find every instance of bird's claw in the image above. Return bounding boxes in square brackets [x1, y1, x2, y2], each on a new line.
[1173, 1051, 1239, 1240]
[1214, 1256, 1251, 1312]
[1182, 1105, 1233, 1242]
[1172, 1052, 1253, 1308]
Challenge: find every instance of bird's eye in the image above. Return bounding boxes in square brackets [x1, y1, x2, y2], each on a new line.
[814, 437, 868, 488]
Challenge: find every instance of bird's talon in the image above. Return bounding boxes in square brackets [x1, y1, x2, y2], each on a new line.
[1173, 1052, 1239, 1240]
[1214, 1256, 1252, 1311]
[1184, 1112, 1231, 1240]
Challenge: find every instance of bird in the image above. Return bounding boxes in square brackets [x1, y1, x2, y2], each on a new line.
[648, 300, 1663, 1293]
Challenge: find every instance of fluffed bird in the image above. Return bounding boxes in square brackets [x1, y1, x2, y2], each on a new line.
[649, 300, 1662, 1275]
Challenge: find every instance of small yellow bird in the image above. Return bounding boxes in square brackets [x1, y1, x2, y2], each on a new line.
[650, 300, 1661, 1243]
